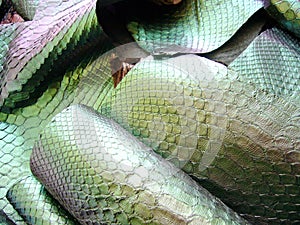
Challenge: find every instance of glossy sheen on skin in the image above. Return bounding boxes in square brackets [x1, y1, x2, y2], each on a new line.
[30, 104, 249, 225]
[6, 175, 77, 225]
[0, 51, 113, 224]
[127, 0, 265, 53]
[0, 0, 113, 223]
[0, 0, 299, 224]
[0, 0, 105, 112]
[266, 0, 300, 38]
[229, 27, 300, 99]
[96, 55, 300, 224]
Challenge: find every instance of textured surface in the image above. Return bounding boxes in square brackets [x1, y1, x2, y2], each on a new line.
[93, 55, 299, 224]
[11, 0, 39, 20]
[0, 51, 113, 224]
[229, 27, 300, 100]
[127, 0, 264, 54]
[202, 9, 268, 65]
[266, 0, 300, 38]
[0, 0, 105, 113]
[0, 0, 114, 223]
[0, 0, 300, 224]
[6, 175, 77, 225]
[30, 104, 249, 225]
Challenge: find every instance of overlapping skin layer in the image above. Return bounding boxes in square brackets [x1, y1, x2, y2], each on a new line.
[266, 0, 300, 38]
[0, 0, 113, 223]
[0, 0, 299, 224]
[11, 0, 39, 20]
[127, 0, 265, 53]
[96, 55, 300, 224]
[229, 27, 300, 99]
[30, 104, 249, 225]
[0, 53, 114, 224]
[6, 175, 77, 225]
[0, 0, 106, 112]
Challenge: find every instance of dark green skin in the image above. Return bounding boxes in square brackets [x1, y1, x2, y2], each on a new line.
[266, 0, 300, 38]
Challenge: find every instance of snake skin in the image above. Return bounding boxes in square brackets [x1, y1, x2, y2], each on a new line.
[0, 0, 300, 224]
[11, 0, 39, 20]
[93, 55, 299, 224]
[0, 0, 106, 113]
[0, 0, 114, 223]
[126, 0, 265, 53]
[229, 27, 300, 99]
[0, 51, 115, 224]
[30, 104, 249, 225]
[266, 0, 300, 38]
[6, 175, 77, 225]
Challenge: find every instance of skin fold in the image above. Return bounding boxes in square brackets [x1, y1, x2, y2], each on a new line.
[0, 0, 299, 224]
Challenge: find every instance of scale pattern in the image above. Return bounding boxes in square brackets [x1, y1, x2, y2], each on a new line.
[0, 0, 113, 221]
[0, 51, 113, 223]
[266, 0, 300, 38]
[0, 0, 299, 224]
[95, 55, 300, 224]
[229, 27, 300, 99]
[30, 104, 249, 225]
[11, 0, 39, 20]
[127, 0, 264, 53]
[0, 0, 104, 113]
[6, 175, 77, 225]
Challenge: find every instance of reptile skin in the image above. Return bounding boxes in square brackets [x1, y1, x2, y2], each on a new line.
[30, 104, 249, 225]
[229, 27, 300, 100]
[6, 175, 77, 225]
[0, 0, 299, 224]
[266, 0, 300, 38]
[126, 0, 265, 53]
[96, 54, 300, 224]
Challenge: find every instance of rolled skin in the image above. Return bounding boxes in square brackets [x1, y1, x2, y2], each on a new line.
[30, 104, 249, 225]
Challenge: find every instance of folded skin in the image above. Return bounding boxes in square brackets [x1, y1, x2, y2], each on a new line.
[30, 104, 249, 225]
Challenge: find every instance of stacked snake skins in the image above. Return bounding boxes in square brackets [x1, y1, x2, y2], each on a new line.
[30, 104, 249, 225]
[0, 0, 299, 224]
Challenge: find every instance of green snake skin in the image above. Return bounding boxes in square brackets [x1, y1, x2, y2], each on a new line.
[0, 0, 106, 113]
[126, 0, 265, 53]
[6, 175, 77, 225]
[11, 0, 39, 20]
[0, 0, 113, 223]
[0, 52, 114, 224]
[229, 27, 300, 99]
[266, 0, 300, 38]
[95, 54, 300, 224]
[30, 104, 249, 225]
[0, 0, 299, 224]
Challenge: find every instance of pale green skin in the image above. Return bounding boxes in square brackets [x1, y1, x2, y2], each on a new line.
[97, 54, 300, 224]
[6, 176, 77, 225]
[30, 104, 249, 225]
[0, 0, 299, 224]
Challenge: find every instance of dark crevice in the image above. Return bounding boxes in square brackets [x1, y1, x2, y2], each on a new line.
[96, 0, 182, 46]
[97, 2, 276, 66]
[0, 210, 16, 225]
[97, 2, 134, 46]
[0, 0, 12, 20]
[200, 9, 272, 65]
